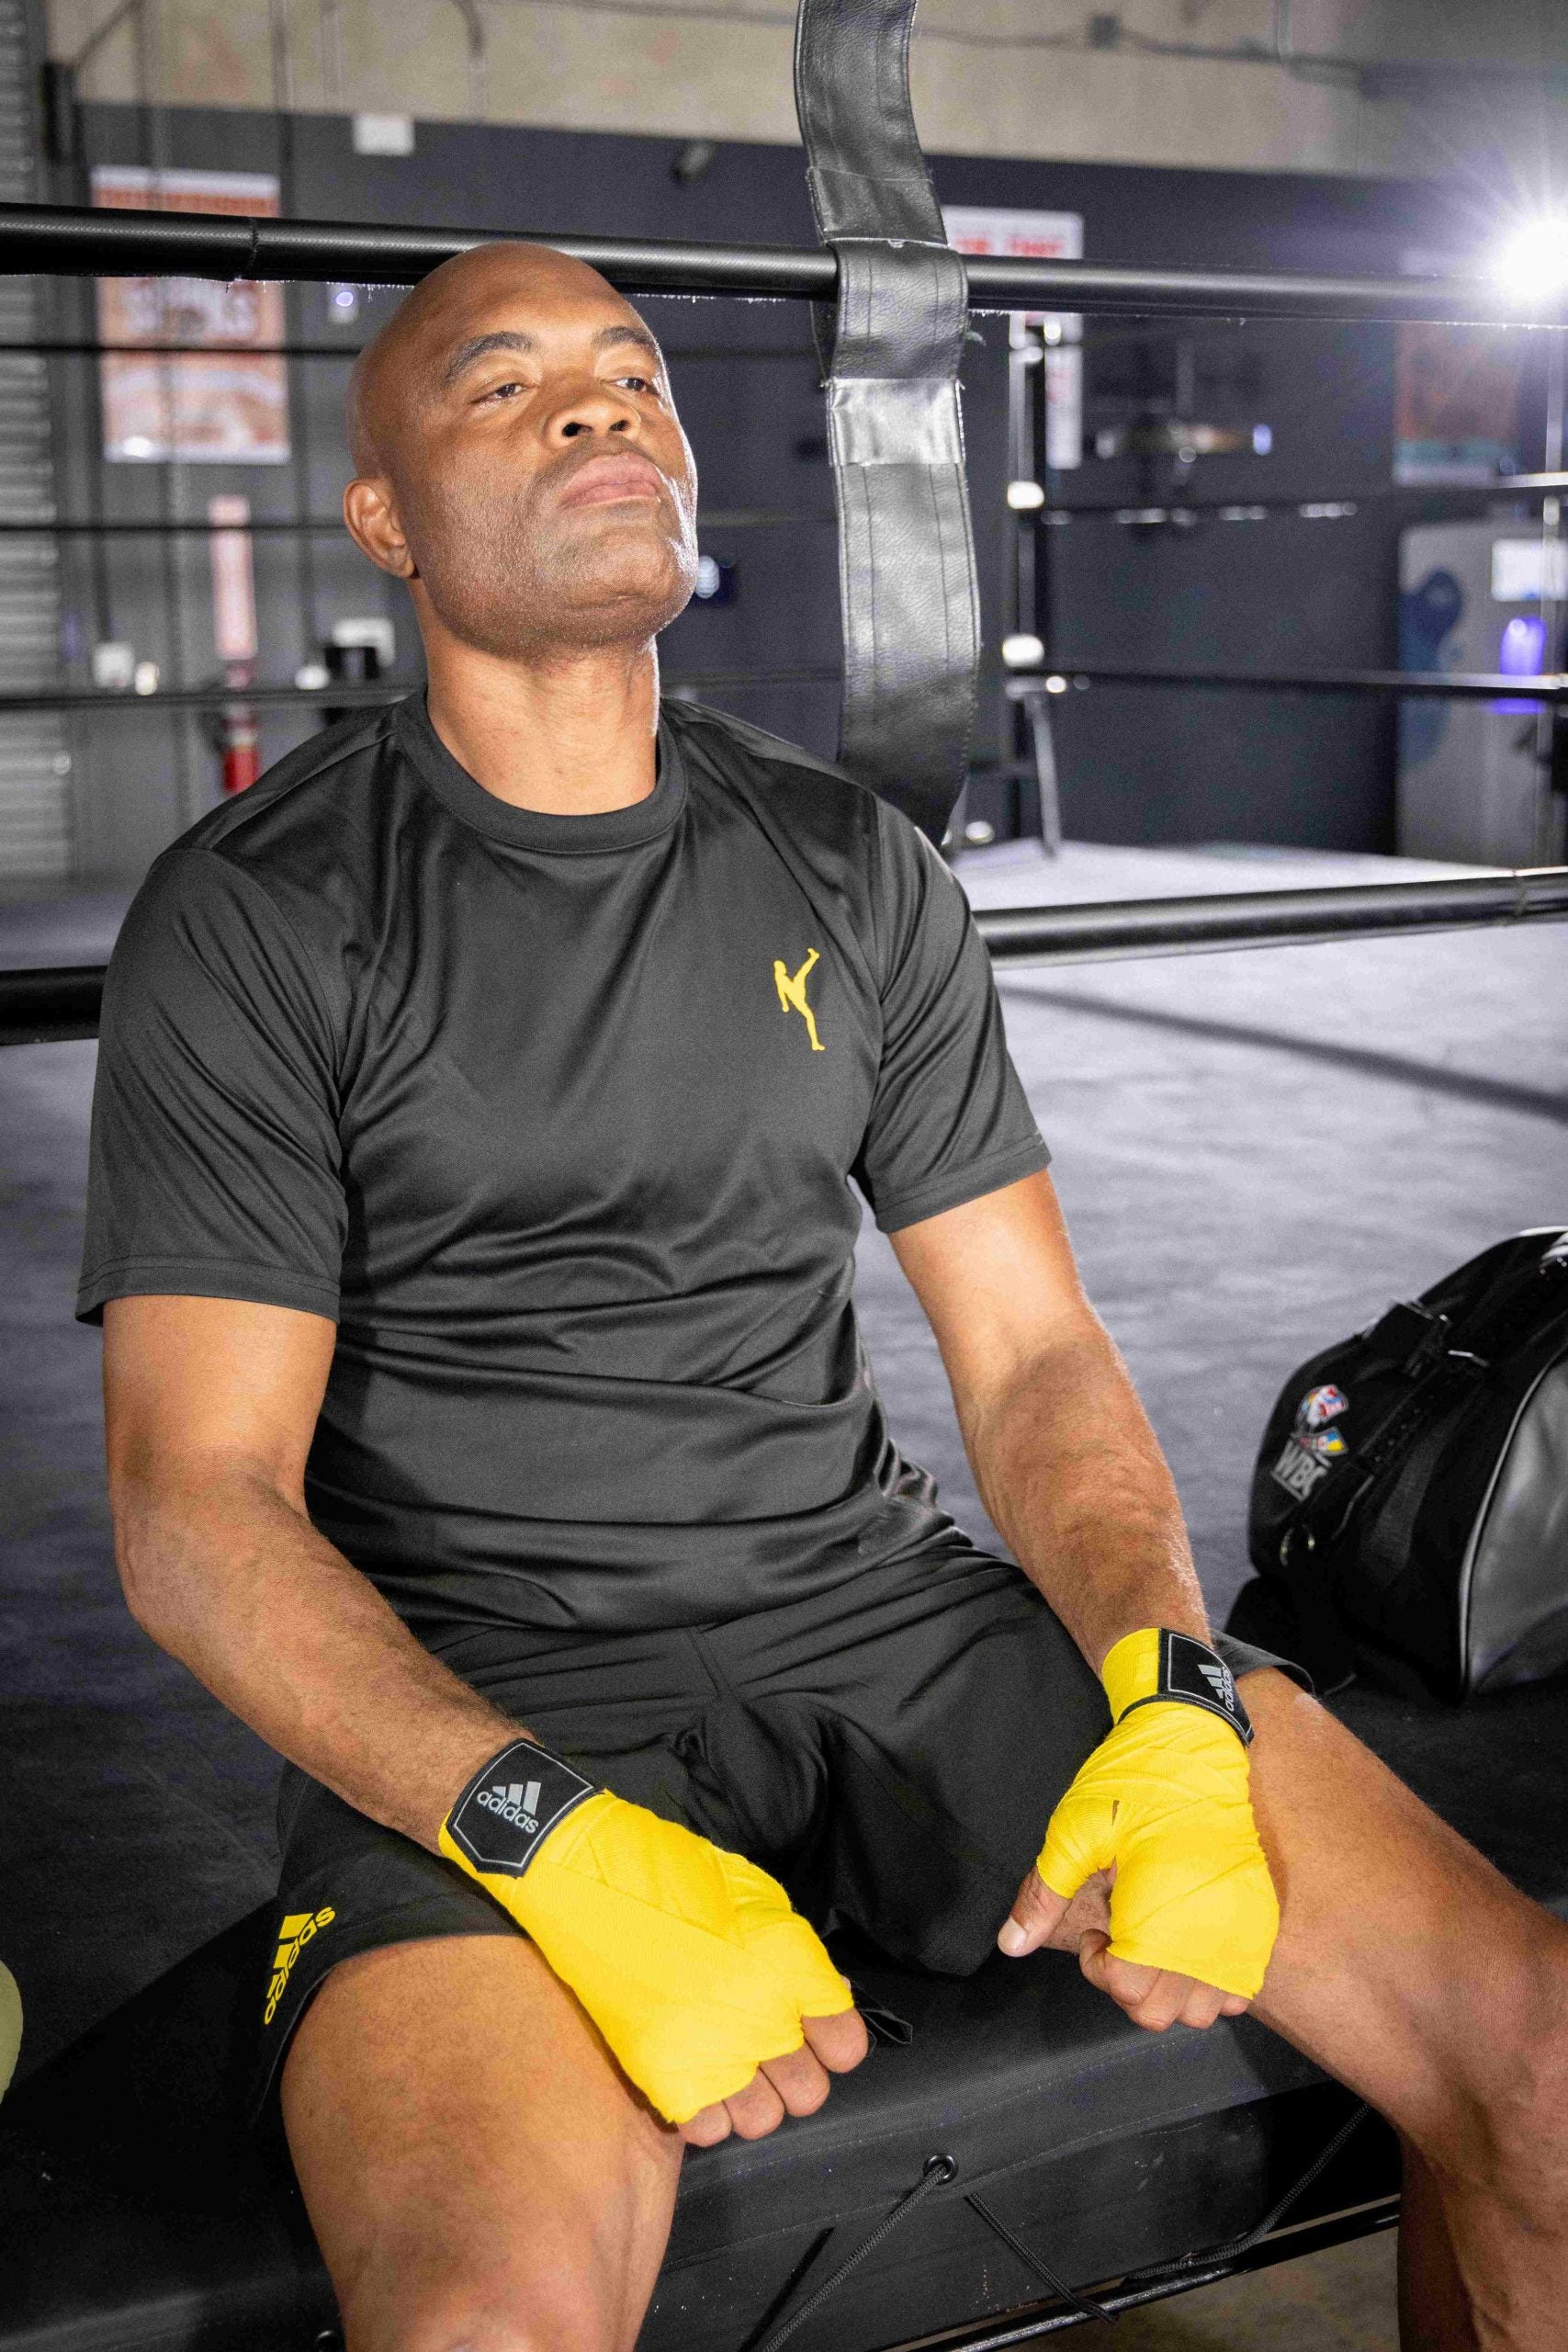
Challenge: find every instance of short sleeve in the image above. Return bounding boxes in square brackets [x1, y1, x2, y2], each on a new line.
[853, 807, 1050, 1234]
[76, 846, 346, 1325]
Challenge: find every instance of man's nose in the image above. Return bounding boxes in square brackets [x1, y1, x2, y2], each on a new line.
[545, 380, 640, 444]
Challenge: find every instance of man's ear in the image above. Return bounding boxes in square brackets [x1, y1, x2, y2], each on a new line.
[343, 477, 417, 579]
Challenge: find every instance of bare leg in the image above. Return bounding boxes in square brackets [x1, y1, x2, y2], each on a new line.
[281, 1933, 684, 2352]
[1239, 1674, 1568, 2350]
[1022, 1673, 1568, 2346]
[1401, 2139, 1481, 2352]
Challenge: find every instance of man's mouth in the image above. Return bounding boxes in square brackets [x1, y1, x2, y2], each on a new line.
[557, 452, 668, 512]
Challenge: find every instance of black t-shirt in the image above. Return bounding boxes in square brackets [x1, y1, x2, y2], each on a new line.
[79, 695, 1050, 1634]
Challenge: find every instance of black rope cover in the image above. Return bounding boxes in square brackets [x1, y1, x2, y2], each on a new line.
[794, 0, 979, 843]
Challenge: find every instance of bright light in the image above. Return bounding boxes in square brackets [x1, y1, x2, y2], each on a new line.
[1495, 216, 1568, 298]
[1006, 479, 1045, 511]
[1001, 633, 1045, 668]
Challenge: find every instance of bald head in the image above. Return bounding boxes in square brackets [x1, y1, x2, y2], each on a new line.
[346, 242, 647, 481]
[339, 239, 698, 665]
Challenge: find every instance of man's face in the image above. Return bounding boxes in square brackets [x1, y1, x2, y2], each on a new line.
[349, 250, 699, 661]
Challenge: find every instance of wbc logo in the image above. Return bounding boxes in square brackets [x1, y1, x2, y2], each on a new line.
[1295, 1384, 1349, 1456]
[1271, 1382, 1350, 1502]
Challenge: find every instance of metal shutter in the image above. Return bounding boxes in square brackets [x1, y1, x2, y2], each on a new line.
[0, 0, 67, 884]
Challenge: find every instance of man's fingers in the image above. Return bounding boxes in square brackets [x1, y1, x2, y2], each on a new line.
[761, 2041, 832, 2117]
[998, 1866, 1069, 1957]
[1079, 1941, 1239, 2033]
[803, 2007, 869, 2075]
[723, 2069, 787, 2141]
[678, 2099, 732, 2147]
[1080, 1941, 1183, 2028]
[676, 2013, 863, 2146]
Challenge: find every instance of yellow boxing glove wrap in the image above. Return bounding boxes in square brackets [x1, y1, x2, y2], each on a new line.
[439, 1737, 854, 2126]
[1035, 1629, 1280, 2000]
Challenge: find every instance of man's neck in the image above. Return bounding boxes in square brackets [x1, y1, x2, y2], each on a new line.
[423, 634, 661, 816]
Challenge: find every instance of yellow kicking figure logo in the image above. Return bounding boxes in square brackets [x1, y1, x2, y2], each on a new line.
[774, 948, 826, 1051]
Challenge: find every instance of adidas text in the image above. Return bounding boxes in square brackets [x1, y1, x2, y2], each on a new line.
[264, 1905, 335, 2026]
[478, 1778, 544, 1834]
[1199, 1659, 1237, 1712]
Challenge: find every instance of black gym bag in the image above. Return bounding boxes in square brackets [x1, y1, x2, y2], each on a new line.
[1236, 1227, 1568, 1703]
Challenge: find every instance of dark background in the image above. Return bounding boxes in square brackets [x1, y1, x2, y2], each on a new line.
[46, 104, 1554, 872]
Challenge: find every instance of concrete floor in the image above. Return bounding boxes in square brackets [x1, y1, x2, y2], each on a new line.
[4, 833, 1564, 2350]
[1118, 2228, 1398, 2349]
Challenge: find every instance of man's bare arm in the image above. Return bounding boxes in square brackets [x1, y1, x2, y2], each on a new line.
[106, 1291, 867, 2140]
[104, 1294, 514, 1853]
[889, 1170, 1208, 1672]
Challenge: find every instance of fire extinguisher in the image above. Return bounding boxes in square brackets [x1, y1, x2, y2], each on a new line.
[220, 663, 260, 796]
[208, 496, 260, 794]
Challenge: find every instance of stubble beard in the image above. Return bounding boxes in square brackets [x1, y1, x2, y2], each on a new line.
[410, 470, 697, 662]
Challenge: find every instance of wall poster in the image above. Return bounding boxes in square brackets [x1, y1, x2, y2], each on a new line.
[92, 166, 289, 464]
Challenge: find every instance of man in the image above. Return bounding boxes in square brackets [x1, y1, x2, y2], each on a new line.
[83, 243, 1565, 2352]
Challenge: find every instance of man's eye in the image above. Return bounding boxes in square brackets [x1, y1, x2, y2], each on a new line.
[616, 375, 659, 396]
[479, 379, 526, 402]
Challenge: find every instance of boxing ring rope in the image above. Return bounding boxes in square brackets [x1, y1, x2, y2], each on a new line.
[0, 508, 832, 536]
[7, 867, 1566, 1048]
[0, 201, 1563, 327]
[1007, 666, 1568, 700]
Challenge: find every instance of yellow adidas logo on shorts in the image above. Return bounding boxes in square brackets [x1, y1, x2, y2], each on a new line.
[263, 1905, 336, 2026]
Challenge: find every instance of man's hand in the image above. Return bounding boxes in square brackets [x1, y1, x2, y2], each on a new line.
[996, 1632, 1280, 2022]
[1001, 1866, 1252, 2033]
[441, 1737, 869, 2132]
[677, 2010, 869, 2146]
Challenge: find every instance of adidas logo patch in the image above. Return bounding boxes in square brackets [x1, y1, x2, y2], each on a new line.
[263, 1904, 335, 2026]
[1199, 1659, 1237, 1713]
[477, 1778, 543, 1832]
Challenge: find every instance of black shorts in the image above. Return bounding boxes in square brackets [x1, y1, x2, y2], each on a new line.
[253, 1546, 1293, 2115]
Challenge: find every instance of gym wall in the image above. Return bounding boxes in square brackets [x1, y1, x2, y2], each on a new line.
[44, 0, 1568, 182]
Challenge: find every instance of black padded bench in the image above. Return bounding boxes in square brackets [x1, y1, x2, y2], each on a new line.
[4, 1668, 1565, 2352]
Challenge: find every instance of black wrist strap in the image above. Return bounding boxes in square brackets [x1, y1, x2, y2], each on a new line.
[445, 1737, 598, 1880]
[1118, 1631, 1255, 1747]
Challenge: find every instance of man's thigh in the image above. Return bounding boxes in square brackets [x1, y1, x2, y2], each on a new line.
[281, 1930, 683, 2352]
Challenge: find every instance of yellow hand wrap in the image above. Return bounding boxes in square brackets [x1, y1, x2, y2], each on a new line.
[439, 1738, 854, 2125]
[1036, 1629, 1280, 2000]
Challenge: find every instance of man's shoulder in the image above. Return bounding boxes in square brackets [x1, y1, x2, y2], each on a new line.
[174, 706, 400, 868]
[136, 705, 406, 933]
[667, 698, 886, 834]
[667, 697, 942, 894]
[118, 707, 403, 995]
[665, 696, 852, 790]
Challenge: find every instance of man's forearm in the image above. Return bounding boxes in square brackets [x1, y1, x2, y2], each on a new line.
[960, 1324, 1209, 1675]
[117, 1474, 516, 1850]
